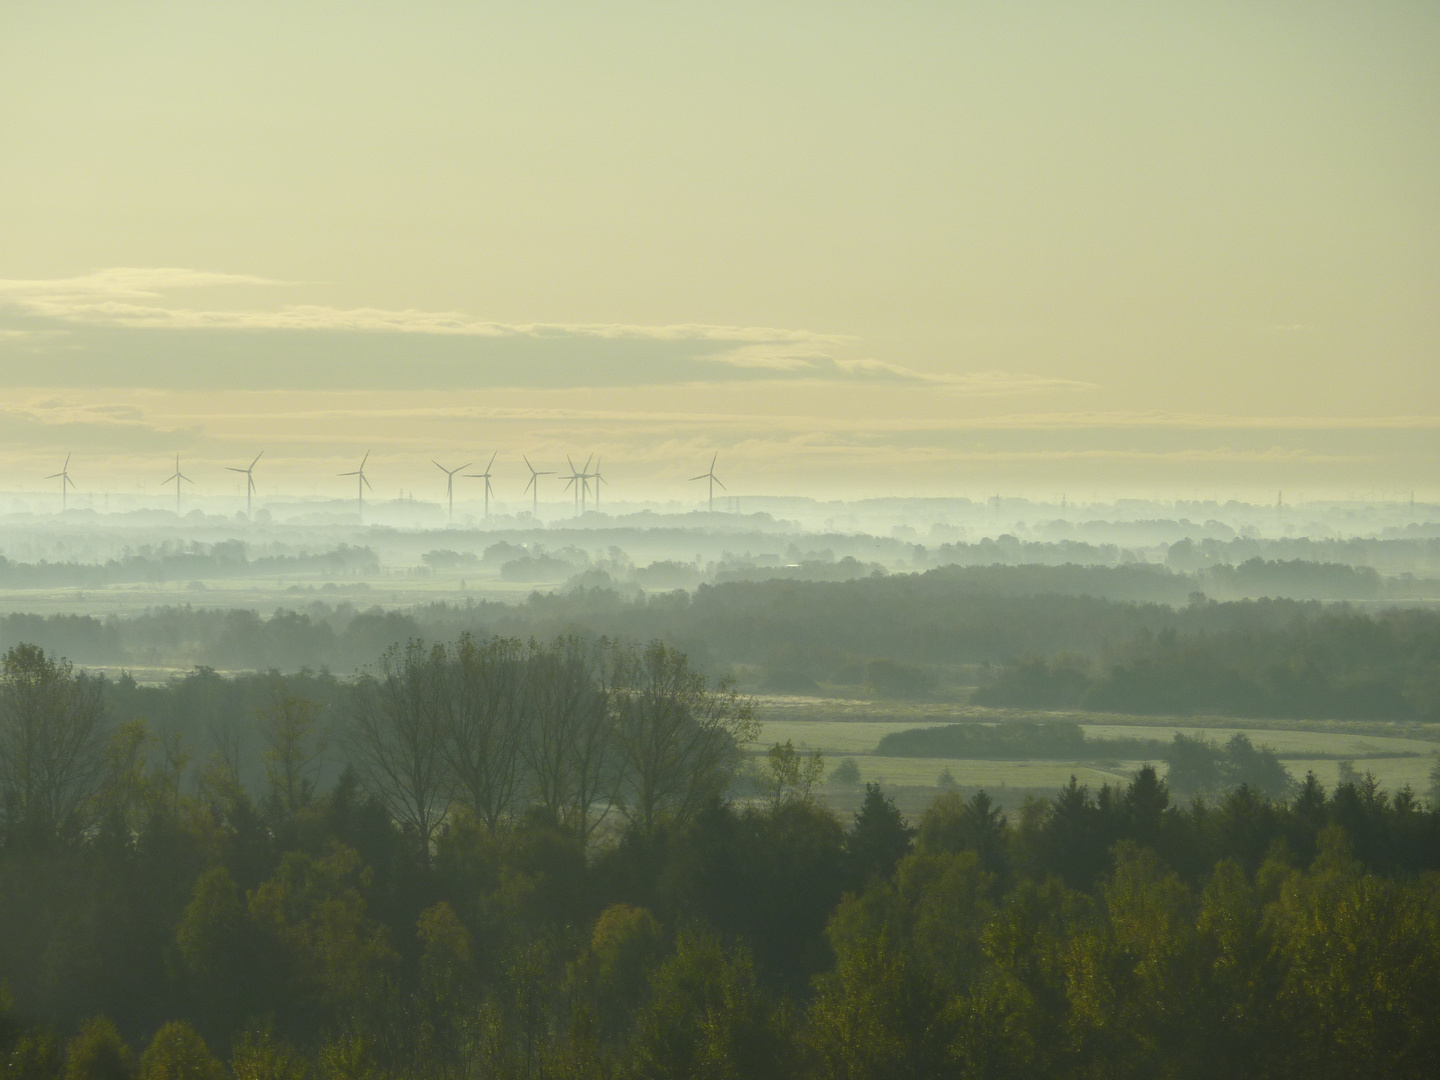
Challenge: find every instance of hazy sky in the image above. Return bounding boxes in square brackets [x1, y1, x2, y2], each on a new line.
[2, 2, 1436, 504]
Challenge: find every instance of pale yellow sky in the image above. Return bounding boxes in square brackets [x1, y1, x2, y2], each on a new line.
[1, 2, 1436, 501]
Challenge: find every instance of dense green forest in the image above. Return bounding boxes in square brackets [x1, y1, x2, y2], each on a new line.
[2, 636, 1440, 1078]
[974, 607, 1440, 720]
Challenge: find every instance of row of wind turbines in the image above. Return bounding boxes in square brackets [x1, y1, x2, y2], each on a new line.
[44, 450, 730, 522]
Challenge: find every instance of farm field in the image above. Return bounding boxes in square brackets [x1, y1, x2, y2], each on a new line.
[754, 699, 1440, 810]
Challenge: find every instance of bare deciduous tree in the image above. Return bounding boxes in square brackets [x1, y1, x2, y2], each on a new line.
[441, 634, 526, 832]
[259, 688, 329, 817]
[350, 640, 451, 860]
[0, 644, 110, 845]
[610, 641, 759, 832]
[524, 636, 618, 841]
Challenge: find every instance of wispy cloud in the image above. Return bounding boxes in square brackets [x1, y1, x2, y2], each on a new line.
[6, 267, 1091, 395]
[697, 350, 1096, 395]
[0, 268, 848, 347]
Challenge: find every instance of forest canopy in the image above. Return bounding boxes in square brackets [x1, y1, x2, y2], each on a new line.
[0, 630, 1437, 1078]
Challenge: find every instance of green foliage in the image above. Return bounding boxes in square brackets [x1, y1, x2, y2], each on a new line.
[627, 931, 792, 1080]
[875, 720, 1171, 760]
[2, 631, 1439, 1078]
[829, 757, 861, 785]
[916, 791, 1009, 882]
[246, 846, 399, 1024]
[755, 741, 825, 813]
[63, 1017, 132, 1080]
[1165, 732, 1295, 800]
[6, 1026, 61, 1080]
[847, 783, 915, 884]
[228, 1027, 310, 1080]
[136, 1023, 221, 1080]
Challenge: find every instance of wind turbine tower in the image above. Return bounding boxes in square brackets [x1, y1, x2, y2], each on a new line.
[465, 453, 498, 518]
[226, 451, 263, 515]
[523, 455, 554, 518]
[163, 454, 193, 514]
[340, 451, 373, 523]
[591, 455, 607, 510]
[690, 453, 726, 512]
[46, 453, 77, 512]
[433, 459, 471, 523]
[564, 454, 594, 516]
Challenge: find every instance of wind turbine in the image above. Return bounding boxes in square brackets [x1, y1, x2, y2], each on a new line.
[690, 453, 726, 512]
[340, 451, 373, 523]
[465, 452, 498, 518]
[226, 451, 263, 515]
[591, 455, 607, 510]
[163, 454, 193, 514]
[433, 459, 470, 523]
[523, 455, 554, 518]
[46, 453, 77, 512]
[564, 454, 594, 515]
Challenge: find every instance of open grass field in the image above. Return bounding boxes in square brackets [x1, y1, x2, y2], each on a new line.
[750, 694, 1440, 743]
[753, 696, 1440, 806]
[756, 718, 1438, 762]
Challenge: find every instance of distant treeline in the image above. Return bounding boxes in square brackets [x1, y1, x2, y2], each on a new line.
[1163, 534, 1440, 576]
[0, 562, 1348, 671]
[0, 541, 378, 587]
[1, 564, 1439, 721]
[875, 720, 1163, 761]
[975, 607, 1440, 721]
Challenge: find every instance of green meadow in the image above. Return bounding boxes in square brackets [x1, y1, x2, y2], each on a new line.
[751, 697, 1440, 813]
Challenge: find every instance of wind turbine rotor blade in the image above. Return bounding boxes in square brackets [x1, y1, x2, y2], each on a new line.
[525, 476, 535, 494]
[361, 475, 373, 491]
[690, 474, 708, 482]
[713, 477, 727, 491]
[360, 450, 370, 468]
[251, 451, 264, 468]
[486, 451, 496, 471]
[226, 466, 248, 474]
[433, 460, 446, 473]
[339, 470, 359, 477]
